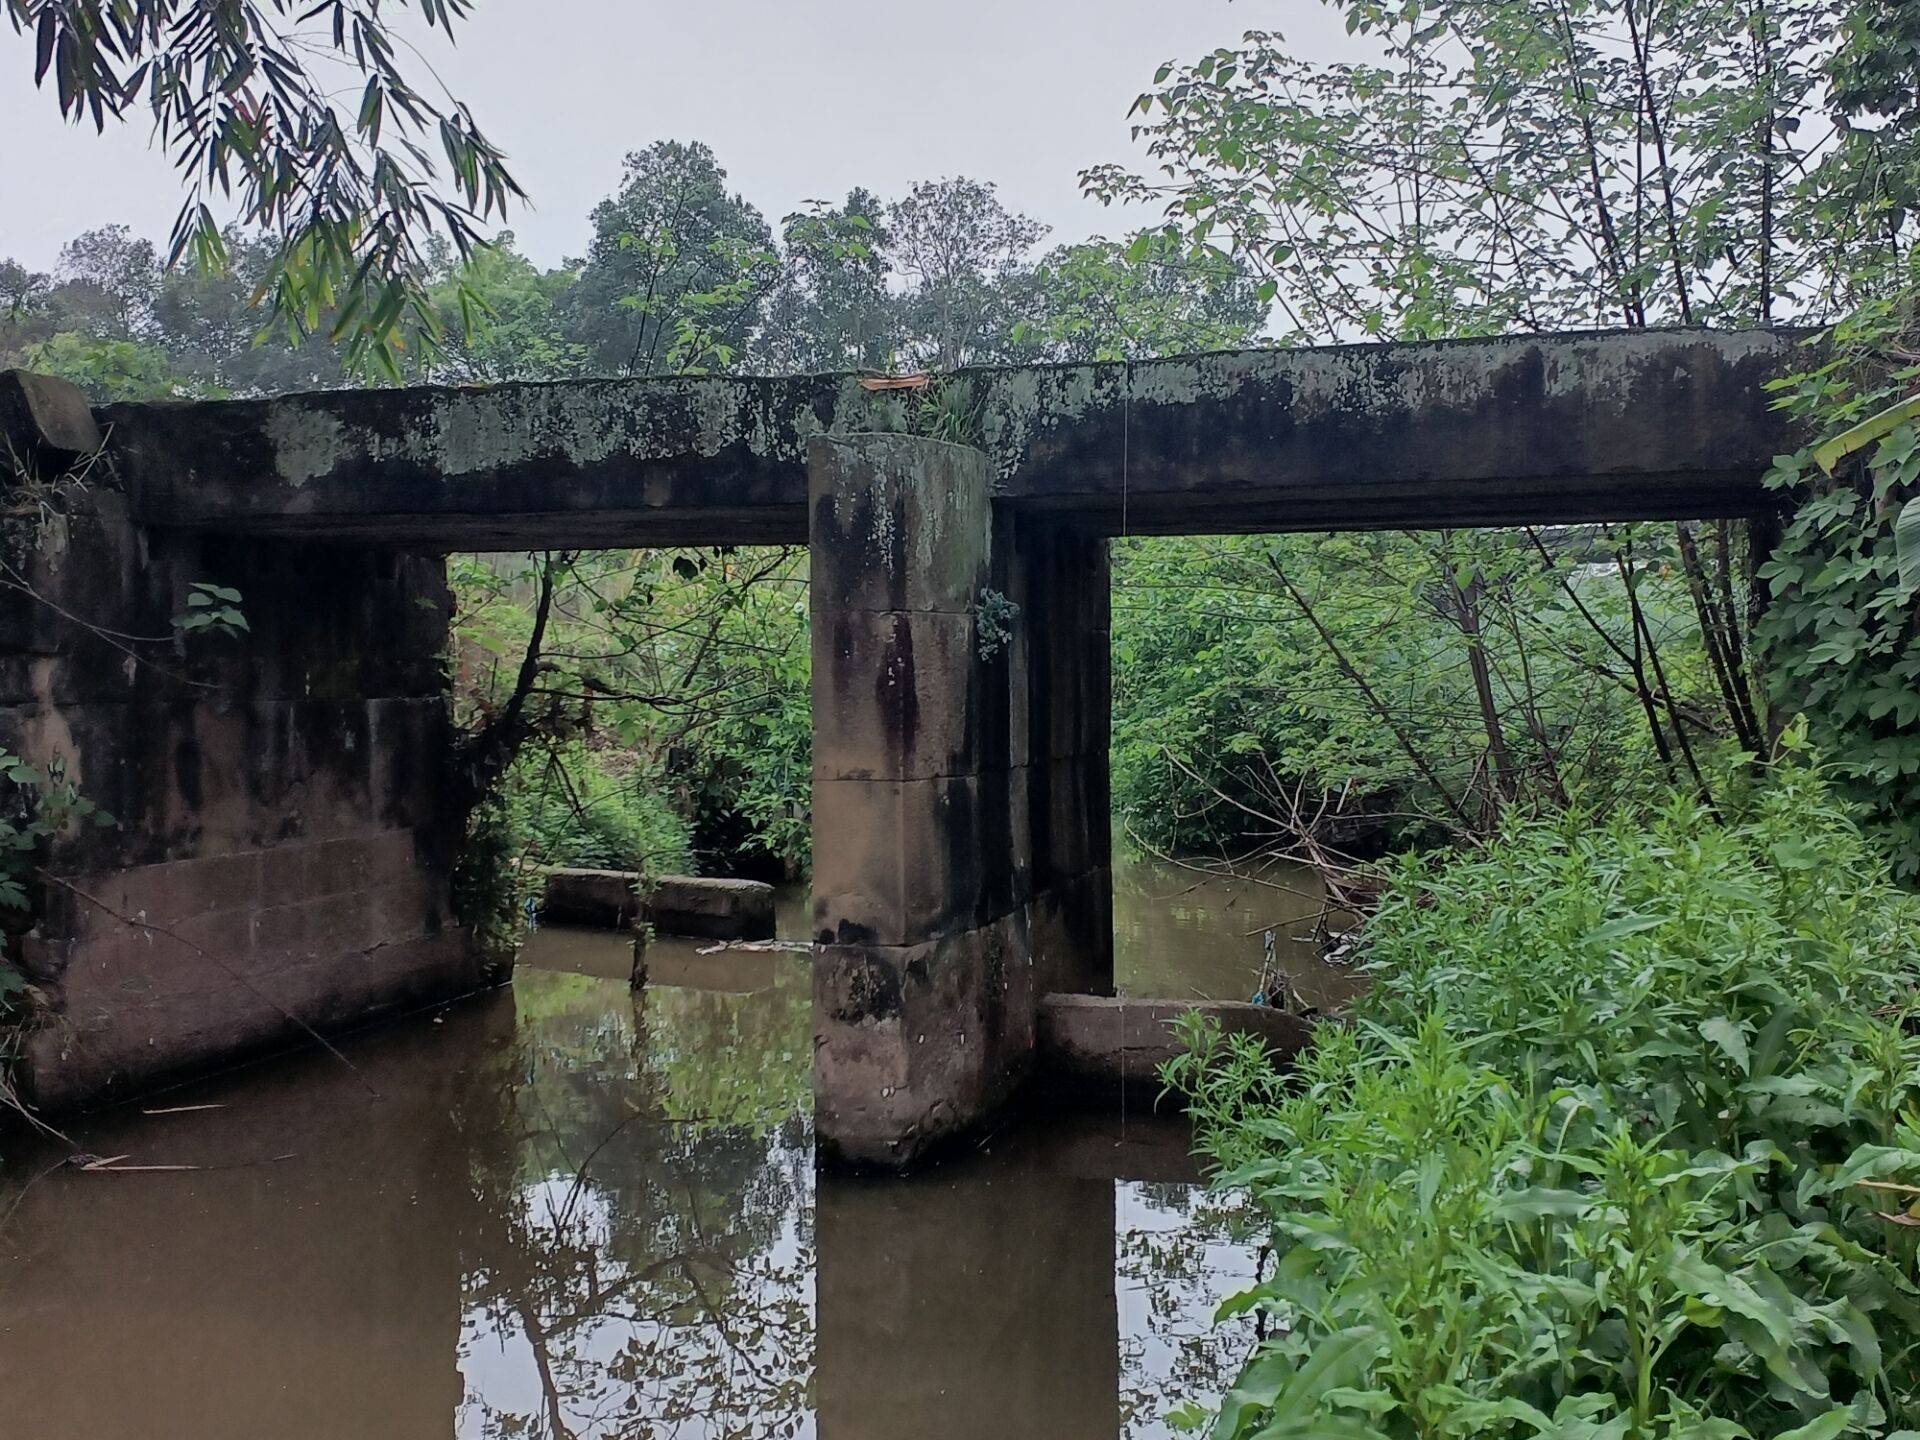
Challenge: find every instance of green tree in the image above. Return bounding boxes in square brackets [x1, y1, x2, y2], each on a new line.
[1013, 231, 1267, 362]
[43, 224, 158, 339]
[565, 141, 778, 376]
[757, 190, 897, 373]
[16, 331, 183, 402]
[7, 0, 522, 376]
[1085, 0, 1894, 339]
[888, 177, 1047, 369]
[423, 233, 585, 383]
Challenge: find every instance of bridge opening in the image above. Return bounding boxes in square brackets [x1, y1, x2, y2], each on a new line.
[450, 544, 812, 893]
[1103, 519, 1737, 1020]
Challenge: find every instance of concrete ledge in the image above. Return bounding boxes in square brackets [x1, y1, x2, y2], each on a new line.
[540, 868, 642, 928]
[539, 869, 777, 939]
[1035, 993, 1315, 1107]
[647, 876, 776, 941]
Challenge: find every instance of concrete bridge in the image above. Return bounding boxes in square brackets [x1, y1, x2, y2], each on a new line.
[0, 328, 1801, 1165]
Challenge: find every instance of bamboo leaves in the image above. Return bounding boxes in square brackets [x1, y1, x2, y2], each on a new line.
[4, 0, 525, 377]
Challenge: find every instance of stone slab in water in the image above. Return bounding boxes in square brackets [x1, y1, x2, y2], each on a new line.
[648, 876, 777, 941]
[539, 869, 775, 939]
[540, 867, 643, 928]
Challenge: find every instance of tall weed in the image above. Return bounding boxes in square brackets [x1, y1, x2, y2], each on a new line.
[1169, 748, 1920, 1439]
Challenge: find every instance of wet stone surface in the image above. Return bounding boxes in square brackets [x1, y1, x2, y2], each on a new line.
[0, 860, 1345, 1438]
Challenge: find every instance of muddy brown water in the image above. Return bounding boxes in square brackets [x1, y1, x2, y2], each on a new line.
[0, 858, 1356, 1438]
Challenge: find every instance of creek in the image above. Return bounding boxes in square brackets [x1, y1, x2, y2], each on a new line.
[0, 857, 1354, 1438]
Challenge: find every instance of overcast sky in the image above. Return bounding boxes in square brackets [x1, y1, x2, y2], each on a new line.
[0, 0, 1354, 273]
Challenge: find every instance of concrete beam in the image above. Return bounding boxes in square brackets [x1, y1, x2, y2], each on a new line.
[99, 329, 1803, 547]
[987, 327, 1805, 533]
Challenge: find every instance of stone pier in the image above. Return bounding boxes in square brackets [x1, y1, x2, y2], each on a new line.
[809, 435, 1110, 1166]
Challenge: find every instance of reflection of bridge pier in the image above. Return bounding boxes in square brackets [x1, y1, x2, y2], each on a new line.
[813, 1111, 1213, 1438]
[815, 1117, 1129, 1440]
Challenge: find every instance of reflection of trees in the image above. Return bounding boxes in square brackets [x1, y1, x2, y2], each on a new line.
[451, 967, 1268, 1440]
[453, 965, 816, 1440]
[0, 944, 1269, 1440]
[1116, 1183, 1262, 1440]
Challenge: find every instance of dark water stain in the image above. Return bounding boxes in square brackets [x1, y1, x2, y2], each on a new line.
[0, 861, 1331, 1439]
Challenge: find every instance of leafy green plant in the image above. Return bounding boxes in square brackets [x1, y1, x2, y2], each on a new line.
[1759, 286, 1920, 877]
[175, 582, 247, 638]
[500, 742, 690, 876]
[1168, 750, 1920, 1439]
[448, 786, 534, 963]
[0, 748, 112, 916]
[974, 586, 1019, 662]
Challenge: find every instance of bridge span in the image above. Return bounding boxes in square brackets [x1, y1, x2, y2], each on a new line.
[1, 328, 1802, 1164]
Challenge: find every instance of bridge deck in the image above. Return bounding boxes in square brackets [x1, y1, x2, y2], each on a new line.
[104, 328, 1803, 548]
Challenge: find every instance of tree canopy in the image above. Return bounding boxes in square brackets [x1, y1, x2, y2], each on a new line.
[6, 0, 523, 377]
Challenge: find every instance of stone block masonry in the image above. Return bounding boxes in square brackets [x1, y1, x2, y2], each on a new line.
[809, 434, 1111, 1166]
[1, 373, 495, 1111]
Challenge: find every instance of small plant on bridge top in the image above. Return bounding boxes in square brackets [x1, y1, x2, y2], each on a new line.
[914, 377, 982, 446]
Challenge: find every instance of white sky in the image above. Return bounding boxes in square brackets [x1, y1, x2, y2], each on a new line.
[0, 0, 1354, 273]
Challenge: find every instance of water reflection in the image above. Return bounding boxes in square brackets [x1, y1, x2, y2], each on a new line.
[1114, 854, 1363, 1010]
[0, 884, 1262, 1439]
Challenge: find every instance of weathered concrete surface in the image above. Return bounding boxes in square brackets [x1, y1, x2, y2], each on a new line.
[647, 874, 775, 940]
[1008, 518, 1113, 1001]
[0, 370, 104, 470]
[104, 330, 1803, 546]
[810, 434, 1114, 1167]
[0, 426, 493, 1111]
[810, 435, 1028, 1167]
[1036, 993, 1315, 1106]
[539, 867, 642, 928]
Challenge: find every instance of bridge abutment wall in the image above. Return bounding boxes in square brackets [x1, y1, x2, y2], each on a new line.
[1, 378, 492, 1110]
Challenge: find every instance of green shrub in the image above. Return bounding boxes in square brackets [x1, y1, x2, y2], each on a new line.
[1112, 530, 1695, 859]
[1758, 290, 1920, 880]
[501, 743, 691, 875]
[1169, 749, 1920, 1439]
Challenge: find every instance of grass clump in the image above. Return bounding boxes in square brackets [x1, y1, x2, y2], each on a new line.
[1167, 746, 1920, 1440]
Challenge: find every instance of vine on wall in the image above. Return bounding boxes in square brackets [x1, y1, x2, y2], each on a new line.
[1760, 284, 1920, 875]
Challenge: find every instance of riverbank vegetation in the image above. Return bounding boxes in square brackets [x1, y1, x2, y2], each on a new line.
[1169, 750, 1920, 1437]
[1116, 0, 1920, 1434]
